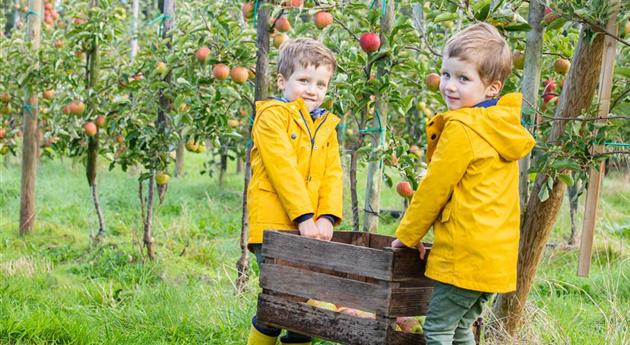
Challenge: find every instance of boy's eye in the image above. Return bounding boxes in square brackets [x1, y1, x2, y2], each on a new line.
[441, 72, 450, 78]
[459, 76, 469, 81]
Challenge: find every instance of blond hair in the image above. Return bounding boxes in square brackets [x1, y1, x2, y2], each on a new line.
[443, 22, 512, 85]
[277, 38, 336, 79]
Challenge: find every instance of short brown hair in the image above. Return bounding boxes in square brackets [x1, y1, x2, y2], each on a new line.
[277, 38, 336, 79]
[443, 22, 512, 85]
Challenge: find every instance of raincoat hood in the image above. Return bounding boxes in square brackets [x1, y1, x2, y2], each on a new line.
[442, 93, 535, 162]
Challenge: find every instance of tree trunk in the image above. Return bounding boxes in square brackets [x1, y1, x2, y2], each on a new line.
[142, 0, 174, 258]
[175, 139, 184, 177]
[350, 149, 359, 232]
[362, 0, 394, 233]
[236, 157, 242, 174]
[130, 0, 139, 60]
[3, 0, 17, 36]
[518, 0, 545, 215]
[218, 151, 227, 186]
[86, 0, 106, 242]
[236, 1, 270, 292]
[143, 175, 155, 259]
[19, 0, 42, 235]
[493, 24, 606, 336]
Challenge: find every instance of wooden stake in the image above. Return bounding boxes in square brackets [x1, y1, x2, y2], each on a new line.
[19, 0, 42, 235]
[577, 0, 620, 277]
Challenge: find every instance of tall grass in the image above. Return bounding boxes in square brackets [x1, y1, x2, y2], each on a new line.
[0, 155, 628, 344]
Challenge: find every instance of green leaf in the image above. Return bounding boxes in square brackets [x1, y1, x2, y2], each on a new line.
[503, 23, 532, 32]
[546, 17, 566, 30]
[433, 13, 459, 23]
[558, 173, 575, 186]
[538, 184, 550, 202]
[473, 0, 492, 21]
[614, 67, 630, 78]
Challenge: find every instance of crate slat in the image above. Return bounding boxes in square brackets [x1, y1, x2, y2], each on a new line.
[257, 293, 388, 345]
[389, 287, 433, 316]
[387, 330, 426, 345]
[262, 231, 395, 280]
[260, 262, 390, 314]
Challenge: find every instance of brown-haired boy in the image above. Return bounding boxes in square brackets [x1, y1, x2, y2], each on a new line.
[392, 23, 535, 344]
[246, 38, 342, 345]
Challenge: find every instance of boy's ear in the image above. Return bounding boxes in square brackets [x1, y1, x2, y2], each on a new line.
[277, 73, 286, 90]
[486, 80, 503, 98]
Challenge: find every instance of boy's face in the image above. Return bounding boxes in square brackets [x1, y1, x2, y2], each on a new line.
[439, 56, 501, 110]
[277, 63, 333, 112]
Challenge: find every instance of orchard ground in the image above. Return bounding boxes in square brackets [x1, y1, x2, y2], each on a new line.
[0, 154, 628, 344]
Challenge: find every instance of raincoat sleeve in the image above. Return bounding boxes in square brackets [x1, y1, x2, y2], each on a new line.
[317, 130, 343, 224]
[252, 108, 314, 221]
[395, 121, 473, 247]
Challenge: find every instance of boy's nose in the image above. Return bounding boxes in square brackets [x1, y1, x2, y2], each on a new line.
[444, 79, 457, 91]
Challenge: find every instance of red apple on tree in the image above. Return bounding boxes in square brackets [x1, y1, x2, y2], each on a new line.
[396, 181, 414, 198]
[42, 89, 55, 100]
[543, 6, 559, 24]
[156, 172, 170, 185]
[228, 119, 240, 128]
[275, 17, 291, 32]
[425, 73, 441, 92]
[212, 64, 230, 80]
[0, 92, 10, 103]
[359, 32, 381, 53]
[95, 115, 106, 128]
[273, 33, 289, 48]
[156, 61, 168, 78]
[242, 2, 254, 19]
[543, 79, 557, 94]
[195, 47, 210, 64]
[554, 58, 570, 75]
[512, 51, 524, 69]
[283, 0, 302, 7]
[83, 121, 97, 136]
[542, 94, 558, 111]
[313, 11, 333, 29]
[230, 66, 249, 84]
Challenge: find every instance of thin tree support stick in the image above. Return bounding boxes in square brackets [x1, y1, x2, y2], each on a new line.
[577, 0, 619, 277]
[236, 0, 270, 292]
[19, 0, 42, 235]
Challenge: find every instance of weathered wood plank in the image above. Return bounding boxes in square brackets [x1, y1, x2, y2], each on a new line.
[389, 287, 433, 316]
[388, 330, 426, 345]
[257, 293, 387, 345]
[389, 246, 432, 282]
[262, 231, 395, 280]
[260, 262, 389, 314]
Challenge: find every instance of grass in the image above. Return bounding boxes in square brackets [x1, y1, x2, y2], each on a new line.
[0, 154, 628, 344]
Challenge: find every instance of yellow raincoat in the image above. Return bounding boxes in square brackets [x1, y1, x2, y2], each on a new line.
[396, 93, 535, 293]
[247, 98, 343, 247]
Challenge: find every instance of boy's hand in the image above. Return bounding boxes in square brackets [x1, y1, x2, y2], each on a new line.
[298, 218, 319, 239]
[315, 217, 334, 241]
[391, 239, 427, 260]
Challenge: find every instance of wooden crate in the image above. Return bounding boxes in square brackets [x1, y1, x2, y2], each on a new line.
[256, 230, 436, 345]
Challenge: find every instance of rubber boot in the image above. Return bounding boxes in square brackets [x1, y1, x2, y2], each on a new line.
[247, 325, 279, 345]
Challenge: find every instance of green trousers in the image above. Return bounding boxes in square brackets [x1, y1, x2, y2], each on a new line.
[423, 282, 494, 345]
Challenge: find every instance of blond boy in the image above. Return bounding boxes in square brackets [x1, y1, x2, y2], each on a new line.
[392, 23, 535, 344]
[246, 38, 342, 345]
